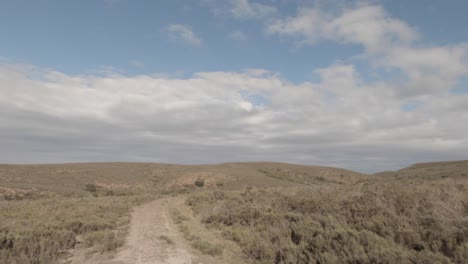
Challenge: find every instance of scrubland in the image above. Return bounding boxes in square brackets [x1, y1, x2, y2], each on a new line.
[0, 161, 467, 263]
[187, 170, 468, 263]
[0, 195, 149, 263]
[0, 163, 159, 264]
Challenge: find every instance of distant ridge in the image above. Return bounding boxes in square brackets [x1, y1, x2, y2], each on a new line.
[402, 159, 468, 170]
[373, 160, 468, 179]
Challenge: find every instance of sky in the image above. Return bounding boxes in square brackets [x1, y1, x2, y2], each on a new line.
[1, 0, 468, 173]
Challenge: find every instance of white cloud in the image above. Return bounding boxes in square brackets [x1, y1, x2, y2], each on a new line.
[268, 3, 468, 98]
[315, 64, 360, 94]
[239, 100, 254, 111]
[324, 4, 418, 52]
[387, 45, 468, 78]
[267, 3, 418, 52]
[229, 0, 276, 19]
[1, 63, 468, 172]
[267, 8, 326, 45]
[230, 30, 248, 41]
[202, 0, 276, 19]
[167, 24, 203, 46]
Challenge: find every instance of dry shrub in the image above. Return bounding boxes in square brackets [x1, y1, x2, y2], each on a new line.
[187, 178, 468, 264]
[159, 235, 174, 244]
[194, 178, 205, 188]
[0, 195, 147, 264]
[191, 240, 224, 256]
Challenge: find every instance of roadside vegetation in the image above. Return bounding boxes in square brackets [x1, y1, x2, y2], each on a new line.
[170, 208, 224, 257]
[0, 194, 150, 264]
[187, 176, 468, 264]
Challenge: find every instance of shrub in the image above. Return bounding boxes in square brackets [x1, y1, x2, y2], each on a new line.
[194, 178, 205, 188]
[159, 235, 174, 244]
[84, 183, 97, 193]
[186, 179, 467, 264]
[191, 240, 224, 256]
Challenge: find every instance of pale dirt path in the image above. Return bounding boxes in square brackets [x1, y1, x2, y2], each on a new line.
[68, 197, 245, 264]
[110, 199, 193, 264]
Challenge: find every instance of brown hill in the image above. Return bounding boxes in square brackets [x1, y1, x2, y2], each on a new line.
[0, 162, 366, 199]
[373, 160, 468, 179]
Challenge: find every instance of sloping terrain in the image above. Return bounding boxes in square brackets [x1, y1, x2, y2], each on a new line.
[243, 162, 368, 184]
[0, 161, 467, 263]
[0, 162, 365, 199]
[397, 160, 468, 179]
[188, 161, 468, 263]
[374, 160, 468, 179]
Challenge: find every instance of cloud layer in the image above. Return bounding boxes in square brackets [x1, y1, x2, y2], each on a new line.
[1, 61, 467, 172]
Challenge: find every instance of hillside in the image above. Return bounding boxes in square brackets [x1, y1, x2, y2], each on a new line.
[0, 161, 467, 264]
[0, 162, 365, 200]
[373, 160, 468, 179]
[398, 160, 468, 178]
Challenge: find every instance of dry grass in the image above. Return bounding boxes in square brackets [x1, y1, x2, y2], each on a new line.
[0, 161, 466, 263]
[159, 235, 174, 244]
[170, 208, 224, 257]
[0, 163, 172, 263]
[0, 195, 149, 264]
[187, 176, 468, 264]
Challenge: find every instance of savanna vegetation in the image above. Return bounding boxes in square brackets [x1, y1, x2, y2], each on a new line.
[187, 174, 468, 263]
[0, 161, 467, 263]
[0, 195, 149, 264]
[0, 163, 162, 264]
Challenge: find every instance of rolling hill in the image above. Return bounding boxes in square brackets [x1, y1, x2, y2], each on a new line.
[0, 161, 467, 263]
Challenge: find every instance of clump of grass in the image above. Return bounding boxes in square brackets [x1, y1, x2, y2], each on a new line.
[82, 230, 124, 253]
[169, 208, 223, 256]
[191, 240, 224, 256]
[170, 209, 193, 241]
[84, 183, 97, 193]
[159, 235, 174, 244]
[170, 208, 191, 224]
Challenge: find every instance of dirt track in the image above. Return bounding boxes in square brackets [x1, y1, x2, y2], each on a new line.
[112, 199, 193, 264]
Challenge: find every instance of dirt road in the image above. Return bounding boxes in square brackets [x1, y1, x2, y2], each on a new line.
[69, 197, 241, 264]
[112, 199, 193, 264]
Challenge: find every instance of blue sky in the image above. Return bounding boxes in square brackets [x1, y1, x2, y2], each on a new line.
[1, 0, 468, 172]
[1, 0, 466, 82]
[0, 0, 348, 81]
